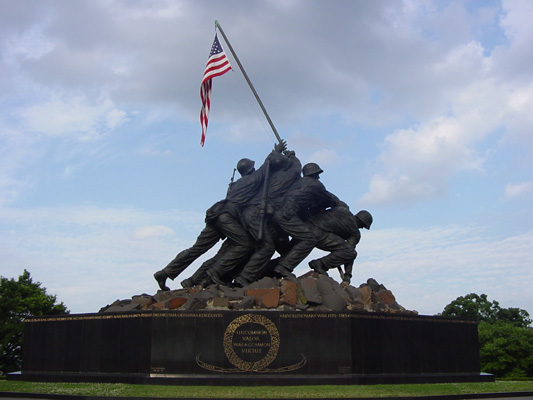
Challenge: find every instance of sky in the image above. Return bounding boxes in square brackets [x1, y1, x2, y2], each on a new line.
[1, 0, 532, 316]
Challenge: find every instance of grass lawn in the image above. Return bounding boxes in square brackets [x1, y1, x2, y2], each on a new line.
[1, 379, 533, 398]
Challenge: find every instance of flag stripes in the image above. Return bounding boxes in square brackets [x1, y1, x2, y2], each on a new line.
[200, 34, 232, 146]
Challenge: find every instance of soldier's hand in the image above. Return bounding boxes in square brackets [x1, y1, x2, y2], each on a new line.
[284, 150, 295, 157]
[274, 140, 287, 153]
[341, 272, 352, 288]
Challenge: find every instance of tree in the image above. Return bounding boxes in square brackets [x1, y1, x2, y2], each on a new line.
[0, 270, 69, 374]
[495, 307, 532, 329]
[479, 321, 533, 378]
[440, 293, 531, 327]
[439, 293, 532, 378]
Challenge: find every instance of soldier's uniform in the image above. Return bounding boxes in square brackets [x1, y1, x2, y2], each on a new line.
[271, 171, 345, 276]
[233, 151, 301, 286]
[157, 154, 272, 286]
[307, 206, 360, 282]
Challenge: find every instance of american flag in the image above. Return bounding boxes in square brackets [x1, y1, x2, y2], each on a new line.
[200, 34, 232, 146]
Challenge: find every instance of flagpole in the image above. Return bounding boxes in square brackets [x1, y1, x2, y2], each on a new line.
[215, 20, 283, 145]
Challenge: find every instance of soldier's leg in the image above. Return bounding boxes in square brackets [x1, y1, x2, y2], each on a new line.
[242, 206, 262, 242]
[154, 223, 223, 290]
[273, 216, 317, 275]
[208, 213, 255, 283]
[161, 223, 223, 280]
[234, 225, 276, 287]
[313, 232, 357, 271]
[214, 213, 254, 247]
[183, 239, 233, 287]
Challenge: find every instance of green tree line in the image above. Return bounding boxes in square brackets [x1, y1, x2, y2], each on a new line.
[0, 270, 68, 374]
[440, 293, 533, 378]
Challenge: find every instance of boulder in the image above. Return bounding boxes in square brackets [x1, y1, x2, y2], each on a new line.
[345, 285, 372, 311]
[280, 280, 298, 307]
[212, 297, 230, 309]
[322, 293, 347, 311]
[231, 295, 255, 310]
[219, 286, 245, 300]
[168, 297, 188, 309]
[372, 288, 396, 305]
[131, 294, 154, 308]
[99, 275, 416, 315]
[298, 277, 322, 305]
[245, 288, 280, 309]
[185, 296, 207, 311]
[245, 277, 279, 289]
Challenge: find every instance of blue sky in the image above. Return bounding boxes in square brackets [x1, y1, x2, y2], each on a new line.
[1, 0, 532, 316]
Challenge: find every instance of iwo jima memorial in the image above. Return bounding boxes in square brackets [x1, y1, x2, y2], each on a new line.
[12, 21, 493, 386]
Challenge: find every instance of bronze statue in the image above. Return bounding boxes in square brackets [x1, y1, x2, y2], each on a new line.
[154, 145, 372, 291]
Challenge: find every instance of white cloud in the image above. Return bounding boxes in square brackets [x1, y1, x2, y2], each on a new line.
[354, 0, 532, 207]
[121, 1, 186, 20]
[4, 23, 57, 63]
[434, 40, 490, 76]
[360, 112, 490, 205]
[360, 57, 531, 206]
[504, 181, 533, 200]
[306, 149, 340, 168]
[0, 122, 40, 205]
[106, 108, 129, 130]
[19, 93, 129, 140]
[133, 225, 174, 240]
[503, 84, 533, 146]
[500, 0, 533, 45]
[491, 0, 533, 82]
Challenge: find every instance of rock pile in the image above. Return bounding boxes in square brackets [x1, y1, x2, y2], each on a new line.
[100, 273, 417, 315]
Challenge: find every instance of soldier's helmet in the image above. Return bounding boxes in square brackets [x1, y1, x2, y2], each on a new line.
[237, 158, 255, 176]
[302, 162, 324, 177]
[355, 210, 373, 229]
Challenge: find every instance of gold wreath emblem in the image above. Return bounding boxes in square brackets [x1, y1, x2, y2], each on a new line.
[223, 313, 279, 371]
[196, 313, 306, 373]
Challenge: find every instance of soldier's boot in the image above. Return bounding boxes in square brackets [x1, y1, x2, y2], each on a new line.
[273, 264, 295, 278]
[207, 268, 226, 286]
[200, 276, 214, 288]
[154, 270, 170, 291]
[309, 259, 328, 275]
[180, 278, 194, 289]
[233, 276, 249, 288]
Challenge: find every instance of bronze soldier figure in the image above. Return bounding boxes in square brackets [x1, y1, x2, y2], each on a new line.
[270, 162, 348, 277]
[232, 149, 302, 287]
[307, 208, 373, 285]
[154, 143, 285, 291]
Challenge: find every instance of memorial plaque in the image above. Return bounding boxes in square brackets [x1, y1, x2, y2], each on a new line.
[12, 310, 493, 385]
[196, 314, 280, 372]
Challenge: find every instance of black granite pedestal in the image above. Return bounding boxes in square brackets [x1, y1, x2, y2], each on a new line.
[10, 310, 494, 385]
